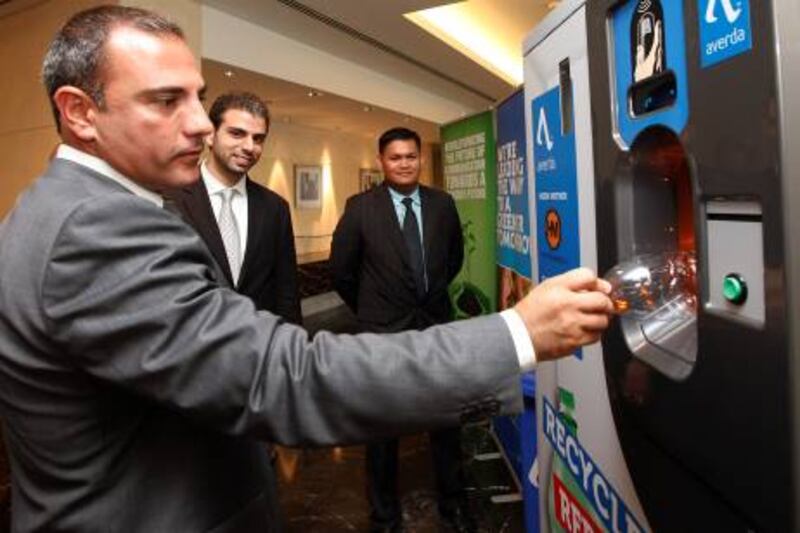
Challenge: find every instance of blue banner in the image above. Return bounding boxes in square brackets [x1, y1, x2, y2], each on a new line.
[533, 86, 580, 280]
[495, 90, 531, 279]
[533, 86, 581, 358]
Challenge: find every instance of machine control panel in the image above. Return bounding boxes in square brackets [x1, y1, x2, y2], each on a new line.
[705, 201, 765, 326]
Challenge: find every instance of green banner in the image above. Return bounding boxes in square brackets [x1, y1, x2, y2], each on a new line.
[442, 111, 497, 318]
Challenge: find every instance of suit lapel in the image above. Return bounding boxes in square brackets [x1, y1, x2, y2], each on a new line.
[376, 185, 412, 272]
[238, 178, 261, 286]
[419, 186, 436, 275]
[180, 181, 234, 285]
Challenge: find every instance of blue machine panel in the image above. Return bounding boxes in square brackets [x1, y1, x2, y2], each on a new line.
[612, 0, 690, 146]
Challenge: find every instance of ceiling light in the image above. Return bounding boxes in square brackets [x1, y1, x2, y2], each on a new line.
[224, 70, 234, 78]
[362, 105, 373, 112]
[405, 6, 523, 85]
[307, 90, 322, 97]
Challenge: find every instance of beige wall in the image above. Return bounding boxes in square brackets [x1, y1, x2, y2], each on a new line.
[248, 121, 435, 256]
[0, 0, 200, 219]
[0, 0, 105, 218]
[122, 0, 201, 57]
[0, 0, 438, 261]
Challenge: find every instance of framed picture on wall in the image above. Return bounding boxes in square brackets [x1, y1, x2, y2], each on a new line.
[295, 165, 322, 209]
[359, 168, 383, 192]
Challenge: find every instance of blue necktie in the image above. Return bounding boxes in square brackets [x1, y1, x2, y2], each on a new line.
[402, 197, 426, 300]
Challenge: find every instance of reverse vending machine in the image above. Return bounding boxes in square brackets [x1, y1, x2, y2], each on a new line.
[525, 0, 800, 530]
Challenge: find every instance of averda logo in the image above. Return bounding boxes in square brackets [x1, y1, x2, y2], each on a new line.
[705, 0, 742, 24]
[698, 0, 751, 68]
[536, 106, 554, 152]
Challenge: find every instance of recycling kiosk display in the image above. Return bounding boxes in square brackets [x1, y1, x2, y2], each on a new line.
[524, 0, 800, 531]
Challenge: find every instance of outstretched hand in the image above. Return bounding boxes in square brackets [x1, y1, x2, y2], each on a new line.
[513, 267, 613, 362]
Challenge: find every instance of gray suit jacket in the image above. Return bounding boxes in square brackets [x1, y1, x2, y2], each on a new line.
[0, 159, 521, 532]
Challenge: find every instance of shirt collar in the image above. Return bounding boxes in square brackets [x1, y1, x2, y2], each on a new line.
[55, 144, 163, 207]
[201, 162, 247, 196]
[388, 185, 421, 206]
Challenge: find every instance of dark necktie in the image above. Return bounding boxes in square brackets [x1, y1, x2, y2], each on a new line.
[402, 197, 426, 300]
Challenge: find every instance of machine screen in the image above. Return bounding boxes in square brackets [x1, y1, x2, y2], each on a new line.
[629, 70, 677, 116]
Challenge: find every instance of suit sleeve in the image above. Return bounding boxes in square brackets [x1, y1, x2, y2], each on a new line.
[330, 196, 362, 312]
[273, 200, 302, 325]
[41, 195, 522, 447]
[446, 196, 465, 283]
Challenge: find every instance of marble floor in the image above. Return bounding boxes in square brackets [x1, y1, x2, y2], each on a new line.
[278, 297, 525, 532]
[276, 425, 524, 532]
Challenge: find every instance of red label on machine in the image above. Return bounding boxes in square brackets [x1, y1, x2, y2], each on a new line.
[553, 474, 601, 533]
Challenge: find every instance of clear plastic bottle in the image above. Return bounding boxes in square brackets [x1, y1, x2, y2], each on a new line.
[605, 251, 697, 318]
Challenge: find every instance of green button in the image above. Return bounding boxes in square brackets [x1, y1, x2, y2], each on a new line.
[723, 274, 747, 305]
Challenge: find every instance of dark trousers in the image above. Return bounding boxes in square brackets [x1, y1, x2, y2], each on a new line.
[366, 427, 466, 529]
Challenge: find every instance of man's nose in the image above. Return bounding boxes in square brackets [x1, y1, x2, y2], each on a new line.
[185, 97, 213, 138]
[242, 137, 255, 153]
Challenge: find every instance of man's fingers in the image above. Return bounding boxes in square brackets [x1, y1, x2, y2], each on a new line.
[580, 330, 603, 346]
[575, 291, 614, 313]
[580, 313, 610, 333]
[558, 267, 599, 291]
[594, 277, 612, 295]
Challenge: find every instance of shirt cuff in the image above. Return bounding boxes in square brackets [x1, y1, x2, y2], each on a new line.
[500, 309, 536, 372]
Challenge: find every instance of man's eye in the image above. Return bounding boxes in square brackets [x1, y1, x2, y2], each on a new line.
[155, 96, 178, 108]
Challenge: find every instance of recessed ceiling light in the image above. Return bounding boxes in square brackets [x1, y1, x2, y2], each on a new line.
[224, 70, 234, 78]
[363, 105, 373, 112]
[307, 90, 322, 97]
[405, 6, 523, 85]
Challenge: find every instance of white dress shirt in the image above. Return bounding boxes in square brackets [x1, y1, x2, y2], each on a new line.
[200, 163, 249, 263]
[56, 145, 163, 208]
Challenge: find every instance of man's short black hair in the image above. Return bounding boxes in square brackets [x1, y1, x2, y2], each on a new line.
[378, 127, 421, 154]
[208, 91, 270, 130]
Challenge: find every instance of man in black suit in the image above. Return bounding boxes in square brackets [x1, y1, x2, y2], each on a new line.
[331, 128, 474, 532]
[169, 91, 301, 324]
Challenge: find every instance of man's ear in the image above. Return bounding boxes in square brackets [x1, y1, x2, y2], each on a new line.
[52, 86, 98, 142]
[204, 131, 215, 149]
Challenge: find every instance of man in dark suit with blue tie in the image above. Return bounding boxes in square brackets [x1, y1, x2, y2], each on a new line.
[331, 128, 474, 532]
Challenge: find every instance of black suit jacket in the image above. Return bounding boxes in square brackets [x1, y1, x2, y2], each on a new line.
[331, 184, 464, 332]
[170, 177, 302, 324]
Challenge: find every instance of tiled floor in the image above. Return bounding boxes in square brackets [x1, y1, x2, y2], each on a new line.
[280, 298, 526, 532]
[276, 425, 525, 532]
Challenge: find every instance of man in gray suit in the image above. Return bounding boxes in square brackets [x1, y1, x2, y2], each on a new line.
[0, 5, 613, 532]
